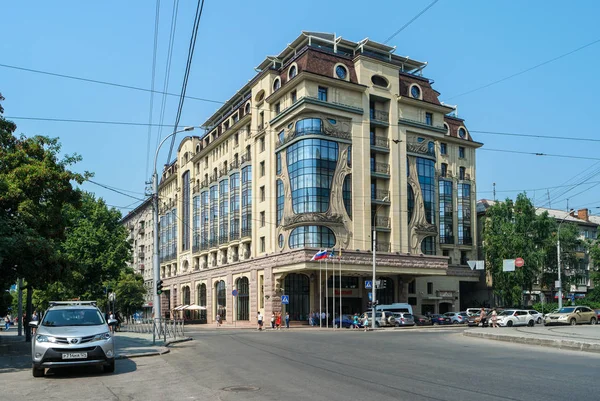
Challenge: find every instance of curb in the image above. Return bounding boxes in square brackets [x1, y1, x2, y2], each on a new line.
[463, 331, 600, 354]
[117, 337, 192, 359]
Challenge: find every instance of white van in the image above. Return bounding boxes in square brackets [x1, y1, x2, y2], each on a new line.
[376, 303, 413, 315]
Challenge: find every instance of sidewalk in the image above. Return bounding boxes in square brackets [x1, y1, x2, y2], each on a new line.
[464, 325, 600, 353]
[0, 329, 191, 371]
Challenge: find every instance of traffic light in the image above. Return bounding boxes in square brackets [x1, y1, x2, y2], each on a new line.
[156, 280, 164, 295]
[368, 301, 372, 309]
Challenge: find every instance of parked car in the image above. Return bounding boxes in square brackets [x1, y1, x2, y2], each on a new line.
[334, 314, 362, 328]
[361, 311, 395, 327]
[444, 312, 469, 324]
[495, 310, 535, 327]
[467, 312, 490, 327]
[430, 314, 451, 325]
[466, 308, 491, 316]
[544, 306, 597, 326]
[414, 314, 432, 326]
[393, 312, 415, 327]
[30, 301, 117, 377]
[526, 310, 543, 324]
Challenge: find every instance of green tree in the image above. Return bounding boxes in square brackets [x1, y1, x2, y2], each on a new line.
[483, 193, 557, 307]
[114, 269, 146, 317]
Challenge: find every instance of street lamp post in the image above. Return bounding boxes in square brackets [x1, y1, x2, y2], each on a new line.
[152, 127, 195, 320]
[372, 196, 389, 330]
[556, 210, 573, 309]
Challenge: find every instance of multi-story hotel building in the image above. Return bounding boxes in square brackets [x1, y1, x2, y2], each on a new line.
[120, 197, 155, 315]
[157, 32, 482, 323]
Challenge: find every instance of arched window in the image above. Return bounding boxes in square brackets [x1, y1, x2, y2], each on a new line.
[407, 184, 415, 224]
[198, 283, 207, 322]
[284, 274, 310, 321]
[287, 139, 338, 213]
[376, 277, 394, 305]
[245, 102, 251, 115]
[273, 78, 281, 91]
[216, 280, 226, 321]
[289, 226, 336, 249]
[236, 277, 249, 321]
[289, 65, 297, 79]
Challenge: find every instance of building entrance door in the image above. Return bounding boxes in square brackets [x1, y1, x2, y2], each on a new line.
[284, 273, 310, 321]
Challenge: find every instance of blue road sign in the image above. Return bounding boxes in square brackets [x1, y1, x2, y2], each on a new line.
[570, 293, 575, 302]
[368, 292, 372, 301]
[365, 280, 372, 289]
[232, 289, 238, 296]
[281, 295, 289, 304]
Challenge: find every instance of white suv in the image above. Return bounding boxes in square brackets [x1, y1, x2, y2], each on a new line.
[30, 301, 117, 377]
[361, 311, 396, 327]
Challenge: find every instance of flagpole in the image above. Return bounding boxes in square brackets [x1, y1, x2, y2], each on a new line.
[332, 251, 335, 330]
[325, 256, 329, 329]
[319, 258, 322, 328]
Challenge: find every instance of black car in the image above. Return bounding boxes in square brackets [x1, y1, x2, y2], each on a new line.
[414, 314, 432, 326]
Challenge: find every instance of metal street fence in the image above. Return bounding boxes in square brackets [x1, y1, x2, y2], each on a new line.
[120, 318, 185, 344]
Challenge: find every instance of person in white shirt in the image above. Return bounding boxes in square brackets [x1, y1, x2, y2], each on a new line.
[257, 312, 263, 331]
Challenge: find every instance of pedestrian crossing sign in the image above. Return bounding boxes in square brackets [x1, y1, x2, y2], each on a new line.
[281, 295, 289, 304]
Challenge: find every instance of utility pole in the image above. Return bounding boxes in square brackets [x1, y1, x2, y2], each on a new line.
[17, 278, 23, 336]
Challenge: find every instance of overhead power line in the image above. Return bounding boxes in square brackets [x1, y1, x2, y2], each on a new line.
[166, 0, 206, 164]
[145, 0, 161, 179]
[479, 148, 600, 162]
[470, 130, 600, 143]
[86, 179, 146, 202]
[447, 38, 600, 100]
[383, 0, 440, 44]
[0, 63, 224, 105]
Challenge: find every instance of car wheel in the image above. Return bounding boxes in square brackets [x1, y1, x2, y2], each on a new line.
[590, 318, 597, 325]
[570, 318, 577, 326]
[104, 360, 115, 374]
[375, 321, 380, 328]
[32, 365, 44, 378]
[537, 317, 542, 324]
[453, 321, 459, 325]
[433, 321, 438, 326]
[527, 320, 534, 327]
[506, 320, 514, 327]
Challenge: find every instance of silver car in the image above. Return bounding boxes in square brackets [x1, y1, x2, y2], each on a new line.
[393, 312, 415, 327]
[30, 301, 116, 377]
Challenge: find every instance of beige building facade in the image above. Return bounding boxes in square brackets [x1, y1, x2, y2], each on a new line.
[157, 32, 481, 323]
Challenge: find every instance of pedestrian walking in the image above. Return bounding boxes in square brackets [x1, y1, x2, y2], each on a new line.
[275, 313, 282, 330]
[4, 314, 10, 331]
[271, 313, 276, 329]
[285, 312, 290, 329]
[257, 312, 263, 331]
[491, 309, 498, 328]
[216, 314, 221, 327]
[363, 314, 369, 332]
[31, 311, 39, 334]
[479, 308, 487, 327]
[108, 311, 115, 333]
[353, 313, 359, 329]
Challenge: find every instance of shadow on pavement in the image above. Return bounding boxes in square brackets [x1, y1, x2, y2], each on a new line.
[44, 358, 137, 379]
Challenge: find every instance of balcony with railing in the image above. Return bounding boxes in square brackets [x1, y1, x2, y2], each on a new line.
[209, 173, 218, 183]
[458, 237, 473, 246]
[370, 136, 390, 152]
[241, 228, 252, 238]
[374, 216, 391, 230]
[229, 159, 239, 171]
[138, 251, 145, 259]
[439, 236, 455, 245]
[371, 162, 390, 176]
[370, 109, 389, 126]
[277, 128, 352, 148]
[241, 153, 252, 164]
[375, 242, 391, 252]
[371, 189, 390, 203]
[192, 185, 200, 194]
[219, 167, 228, 177]
[200, 179, 209, 189]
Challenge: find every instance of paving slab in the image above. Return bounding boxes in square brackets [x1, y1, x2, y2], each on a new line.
[464, 325, 600, 353]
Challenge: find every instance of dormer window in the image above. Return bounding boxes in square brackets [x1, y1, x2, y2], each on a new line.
[273, 78, 281, 91]
[289, 65, 297, 79]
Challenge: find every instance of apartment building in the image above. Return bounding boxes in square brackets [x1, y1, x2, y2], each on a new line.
[157, 32, 482, 322]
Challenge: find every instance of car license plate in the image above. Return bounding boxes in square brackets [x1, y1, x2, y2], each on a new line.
[62, 352, 87, 359]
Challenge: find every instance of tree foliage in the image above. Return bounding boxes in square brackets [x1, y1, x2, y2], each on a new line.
[114, 269, 146, 317]
[482, 193, 581, 307]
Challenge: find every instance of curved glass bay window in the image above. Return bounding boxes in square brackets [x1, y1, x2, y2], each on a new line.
[287, 139, 338, 214]
[439, 180, 453, 244]
[182, 171, 190, 251]
[219, 179, 229, 244]
[230, 173, 240, 240]
[210, 185, 218, 247]
[343, 174, 352, 218]
[417, 158, 435, 225]
[276, 180, 284, 226]
[458, 183, 472, 245]
[289, 225, 336, 249]
[407, 185, 414, 224]
[159, 215, 166, 262]
[241, 166, 252, 237]
[200, 191, 209, 250]
[193, 194, 201, 251]
[171, 209, 177, 259]
[295, 118, 322, 136]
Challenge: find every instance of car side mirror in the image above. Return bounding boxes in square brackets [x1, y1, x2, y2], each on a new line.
[28, 321, 38, 328]
[108, 319, 118, 325]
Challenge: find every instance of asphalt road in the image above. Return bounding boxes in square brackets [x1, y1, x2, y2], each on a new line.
[3, 327, 599, 401]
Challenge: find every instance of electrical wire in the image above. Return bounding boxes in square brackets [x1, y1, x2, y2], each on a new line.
[447, 38, 600, 100]
[86, 179, 146, 202]
[145, 0, 161, 180]
[166, 0, 206, 164]
[383, 0, 440, 44]
[470, 130, 600, 143]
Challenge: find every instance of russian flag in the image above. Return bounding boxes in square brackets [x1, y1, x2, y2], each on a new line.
[311, 249, 328, 261]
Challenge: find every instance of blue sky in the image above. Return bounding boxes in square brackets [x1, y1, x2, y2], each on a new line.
[2, 0, 599, 215]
